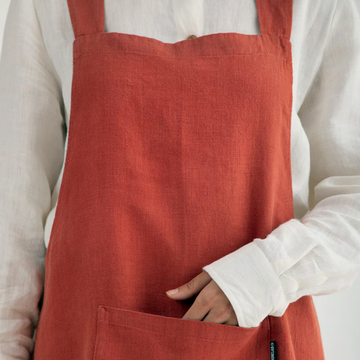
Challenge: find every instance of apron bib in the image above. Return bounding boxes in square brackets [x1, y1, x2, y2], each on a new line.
[33, 0, 325, 359]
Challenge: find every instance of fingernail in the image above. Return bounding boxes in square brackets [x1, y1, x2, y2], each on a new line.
[166, 288, 179, 296]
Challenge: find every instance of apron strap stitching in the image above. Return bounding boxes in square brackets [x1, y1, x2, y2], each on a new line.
[67, 0, 105, 39]
[256, 0, 293, 40]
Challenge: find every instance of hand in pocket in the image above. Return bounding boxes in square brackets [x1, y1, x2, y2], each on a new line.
[166, 270, 238, 326]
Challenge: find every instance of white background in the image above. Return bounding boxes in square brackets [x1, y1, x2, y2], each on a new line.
[0, 1, 360, 359]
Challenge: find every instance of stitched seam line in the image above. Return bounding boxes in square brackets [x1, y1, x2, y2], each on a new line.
[73, 50, 290, 62]
[101, 320, 262, 342]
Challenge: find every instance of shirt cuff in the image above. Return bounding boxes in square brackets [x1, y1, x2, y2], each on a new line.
[202, 241, 288, 328]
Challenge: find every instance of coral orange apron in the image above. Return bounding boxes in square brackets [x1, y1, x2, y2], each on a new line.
[33, 0, 325, 359]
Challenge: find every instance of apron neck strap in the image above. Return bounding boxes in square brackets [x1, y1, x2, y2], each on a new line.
[256, 0, 293, 40]
[67, 0, 105, 39]
[67, 0, 292, 41]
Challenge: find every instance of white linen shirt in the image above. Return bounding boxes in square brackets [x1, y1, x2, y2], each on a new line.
[1, 0, 360, 358]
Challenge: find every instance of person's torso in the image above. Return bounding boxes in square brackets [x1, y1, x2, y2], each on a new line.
[32, 0, 339, 249]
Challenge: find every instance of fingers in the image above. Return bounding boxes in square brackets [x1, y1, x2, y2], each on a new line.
[181, 281, 238, 325]
[181, 284, 213, 321]
[166, 270, 239, 326]
[202, 306, 238, 326]
[166, 270, 212, 300]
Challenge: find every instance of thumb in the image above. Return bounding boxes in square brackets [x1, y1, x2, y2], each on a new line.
[166, 270, 212, 300]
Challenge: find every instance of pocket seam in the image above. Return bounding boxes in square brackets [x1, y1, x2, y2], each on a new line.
[92, 306, 102, 360]
[97, 305, 268, 343]
[103, 319, 252, 343]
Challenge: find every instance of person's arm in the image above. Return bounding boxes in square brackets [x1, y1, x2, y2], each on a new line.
[0, 0, 65, 358]
[202, 0, 360, 328]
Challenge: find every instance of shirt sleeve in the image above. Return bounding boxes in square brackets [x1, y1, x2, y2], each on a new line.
[202, 0, 360, 328]
[0, 0, 65, 358]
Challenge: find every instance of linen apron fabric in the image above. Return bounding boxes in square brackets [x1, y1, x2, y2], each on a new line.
[33, 0, 326, 359]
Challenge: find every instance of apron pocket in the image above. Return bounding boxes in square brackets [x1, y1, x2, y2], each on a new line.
[93, 305, 270, 360]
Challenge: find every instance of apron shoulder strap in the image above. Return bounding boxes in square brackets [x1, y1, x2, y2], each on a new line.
[256, 0, 293, 40]
[66, 0, 292, 41]
[67, 0, 105, 39]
